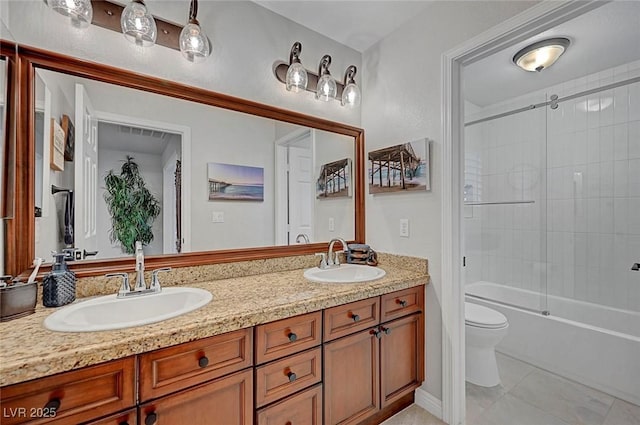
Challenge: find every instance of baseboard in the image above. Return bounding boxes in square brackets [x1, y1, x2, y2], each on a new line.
[415, 388, 443, 420]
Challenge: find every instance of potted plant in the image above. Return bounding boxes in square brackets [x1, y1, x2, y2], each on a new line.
[104, 155, 161, 254]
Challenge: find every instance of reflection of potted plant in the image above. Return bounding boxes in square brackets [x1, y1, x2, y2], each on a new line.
[104, 156, 160, 254]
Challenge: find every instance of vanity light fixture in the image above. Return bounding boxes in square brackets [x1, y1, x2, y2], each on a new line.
[274, 42, 360, 107]
[179, 0, 211, 62]
[341, 65, 361, 108]
[286, 42, 308, 92]
[120, 0, 157, 47]
[513, 37, 570, 72]
[316, 55, 337, 101]
[48, 0, 93, 28]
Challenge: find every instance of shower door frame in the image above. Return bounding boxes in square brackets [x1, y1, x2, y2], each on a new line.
[439, 1, 606, 424]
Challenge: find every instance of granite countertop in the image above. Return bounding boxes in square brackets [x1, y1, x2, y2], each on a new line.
[0, 259, 428, 387]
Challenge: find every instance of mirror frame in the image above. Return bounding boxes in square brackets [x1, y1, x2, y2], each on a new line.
[5, 44, 365, 278]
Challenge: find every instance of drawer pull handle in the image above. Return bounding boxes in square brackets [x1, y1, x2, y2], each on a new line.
[381, 326, 392, 335]
[288, 332, 297, 342]
[198, 356, 209, 368]
[44, 398, 61, 412]
[287, 371, 297, 382]
[351, 313, 360, 322]
[145, 412, 158, 425]
[398, 299, 408, 307]
[119, 422, 129, 425]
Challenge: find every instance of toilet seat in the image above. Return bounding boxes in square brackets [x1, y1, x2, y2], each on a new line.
[465, 302, 508, 329]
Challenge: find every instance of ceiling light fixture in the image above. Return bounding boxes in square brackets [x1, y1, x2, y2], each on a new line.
[121, 0, 157, 47]
[285, 42, 308, 92]
[274, 42, 360, 108]
[48, 0, 93, 28]
[513, 37, 570, 72]
[341, 65, 361, 108]
[179, 0, 211, 62]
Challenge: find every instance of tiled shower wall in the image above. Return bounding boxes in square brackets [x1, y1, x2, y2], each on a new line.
[464, 60, 640, 312]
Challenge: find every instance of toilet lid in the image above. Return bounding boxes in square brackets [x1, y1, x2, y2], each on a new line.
[465, 302, 508, 328]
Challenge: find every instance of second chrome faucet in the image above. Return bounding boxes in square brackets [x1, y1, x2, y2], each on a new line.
[106, 241, 171, 298]
[315, 237, 348, 269]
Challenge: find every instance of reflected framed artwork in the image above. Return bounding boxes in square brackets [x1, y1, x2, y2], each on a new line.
[207, 162, 264, 201]
[316, 158, 352, 199]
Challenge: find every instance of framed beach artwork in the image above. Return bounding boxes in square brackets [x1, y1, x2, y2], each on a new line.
[368, 138, 431, 194]
[316, 158, 352, 199]
[207, 162, 264, 201]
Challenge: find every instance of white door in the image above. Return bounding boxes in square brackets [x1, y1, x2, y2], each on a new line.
[288, 144, 314, 244]
[74, 84, 98, 254]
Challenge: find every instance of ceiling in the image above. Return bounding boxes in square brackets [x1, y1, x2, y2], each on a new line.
[464, 1, 640, 107]
[254, 1, 433, 52]
[98, 122, 180, 155]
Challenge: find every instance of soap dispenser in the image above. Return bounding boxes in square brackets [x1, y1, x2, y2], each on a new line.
[43, 253, 76, 307]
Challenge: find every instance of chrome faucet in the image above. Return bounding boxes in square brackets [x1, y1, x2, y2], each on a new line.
[295, 233, 310, 244]
[327, 237, 348, 267]
[134, 241, 146, 291]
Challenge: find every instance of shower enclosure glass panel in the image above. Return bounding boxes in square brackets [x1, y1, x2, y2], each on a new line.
[545, 76, 640, 317]
[464, 93, 549, 313]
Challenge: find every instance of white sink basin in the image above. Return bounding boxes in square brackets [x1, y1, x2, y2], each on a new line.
[44, 287, 212, 332]
[303, 264, 386, 283]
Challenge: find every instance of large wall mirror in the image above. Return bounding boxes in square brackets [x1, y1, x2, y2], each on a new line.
[5, 46, 365, 277]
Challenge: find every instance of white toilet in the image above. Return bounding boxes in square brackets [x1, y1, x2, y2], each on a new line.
[465, 302, 509, 387]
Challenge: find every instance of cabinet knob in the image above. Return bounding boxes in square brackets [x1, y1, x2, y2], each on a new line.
[288, 332, 297, 342]
[44, 398, 61, 412]
[119, 422, 129, 425]
[351, 313, 360, 322]
[398, 299, 408, 307]
[198, 356, 209, 368]
[287, 371, 297, 382]
[373, 329, 382, 339]
[381, 326, 392, 335]
[145, 412, 158, 425]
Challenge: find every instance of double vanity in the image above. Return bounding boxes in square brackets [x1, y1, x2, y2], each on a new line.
[0, 254, 428, 425]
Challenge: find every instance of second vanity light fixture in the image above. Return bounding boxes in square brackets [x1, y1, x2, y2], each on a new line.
[275, 42, 361, 108]
[48, 0, 211, 62]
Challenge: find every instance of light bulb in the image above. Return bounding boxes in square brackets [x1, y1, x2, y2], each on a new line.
[341, 82, 361, 107]
[49, 0, 93, 28]
[179, 22, 211, 63]
[286, 62, 308, 92]
[316, 74, 336, 101]
[121, 0, 157, 47]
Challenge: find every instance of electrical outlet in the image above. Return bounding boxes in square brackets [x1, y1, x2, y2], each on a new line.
[399, 218, 409, 237]
[211, 211, 224, 223]
[328, 217, 335, 232]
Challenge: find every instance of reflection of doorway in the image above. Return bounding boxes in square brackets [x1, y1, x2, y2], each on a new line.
[275, 129, 315, 245]
[95, 112, 191, 256]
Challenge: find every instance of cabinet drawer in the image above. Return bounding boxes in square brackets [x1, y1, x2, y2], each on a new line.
[255, 311, 322, 365]
[0, 357, 135, 425]
[139, 328, 252, 402]
[82, 408, 137, 425]
[256, 384, 322, 425]
[324, 297, 379, 342]
[255, 347, 322, 408]
[381, 286, 423, 322]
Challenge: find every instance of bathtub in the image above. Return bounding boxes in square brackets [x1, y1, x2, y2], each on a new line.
[466, 281, 640, 406]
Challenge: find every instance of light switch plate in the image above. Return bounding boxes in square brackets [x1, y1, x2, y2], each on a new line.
[212, 211, 224, 223]
[328, 217, 335, 232]
[399, 218, 409, 237]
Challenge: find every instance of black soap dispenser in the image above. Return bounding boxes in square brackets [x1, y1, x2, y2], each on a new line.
[43, 253, 76, 307]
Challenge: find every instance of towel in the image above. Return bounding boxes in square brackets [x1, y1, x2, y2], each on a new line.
[64, 191, 74, 246]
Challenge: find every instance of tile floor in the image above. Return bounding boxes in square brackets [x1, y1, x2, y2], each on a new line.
[466, 352, 640, 425]
[382, 352, 640, 425]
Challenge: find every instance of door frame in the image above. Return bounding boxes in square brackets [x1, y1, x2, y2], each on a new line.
[274, 128, 314, 245]
[439, 1, 605, 424]
[93, 111, 192, 253]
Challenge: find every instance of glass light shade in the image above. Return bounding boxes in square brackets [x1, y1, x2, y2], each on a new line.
[121, 1, 157, 47]
[180, 22, 211, 63]
[286, 62, 308, 92]
[341, 82, 361, 107]
[49, 0, 93, 28]
[316, 74, 337, 101]
[513, 38, 570, 72]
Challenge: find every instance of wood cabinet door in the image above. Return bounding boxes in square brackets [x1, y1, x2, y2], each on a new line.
[139, 369, 252, 425]
[380, 313, 424, 408]
[324, 328, 379, 425]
